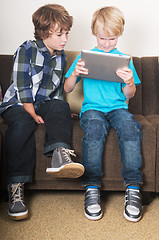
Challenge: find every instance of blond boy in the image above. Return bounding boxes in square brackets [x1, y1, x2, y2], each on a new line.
[65, 7, 143, 222]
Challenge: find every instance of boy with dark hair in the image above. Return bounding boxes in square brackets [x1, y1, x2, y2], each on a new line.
[0, 4, 84, 220]
[65, 6, 143, 222]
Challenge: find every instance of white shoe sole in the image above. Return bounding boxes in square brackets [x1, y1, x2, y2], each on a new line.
[123, 210, 141, 222]
[8, 210, 28, 221]
[85, 211, 103, 221]
[46, 163, 85, 178]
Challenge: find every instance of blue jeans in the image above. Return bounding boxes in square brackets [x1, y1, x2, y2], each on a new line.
[80, 109, 143, 187]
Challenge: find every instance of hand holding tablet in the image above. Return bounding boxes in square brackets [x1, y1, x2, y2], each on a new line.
[80, 50, 130, 83]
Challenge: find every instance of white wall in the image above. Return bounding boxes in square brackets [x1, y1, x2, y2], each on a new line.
[0, 0, 159, 57]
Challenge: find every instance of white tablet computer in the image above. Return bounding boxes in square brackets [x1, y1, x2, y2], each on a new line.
[80, 50, 130, 83]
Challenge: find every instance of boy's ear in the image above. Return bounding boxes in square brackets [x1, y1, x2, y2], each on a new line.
[49, 29, 53, 35]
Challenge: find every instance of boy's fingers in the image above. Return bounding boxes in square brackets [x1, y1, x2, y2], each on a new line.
[117, 67, 131, 73]
[78, 61, 85, 67]
[122, 67, 129, 71]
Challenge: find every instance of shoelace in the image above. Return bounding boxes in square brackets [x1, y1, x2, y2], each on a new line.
[10, 183, 24, 203]
[61, 148, 76, 162]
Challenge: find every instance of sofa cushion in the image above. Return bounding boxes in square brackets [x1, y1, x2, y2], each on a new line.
[31, 114, 156, 191]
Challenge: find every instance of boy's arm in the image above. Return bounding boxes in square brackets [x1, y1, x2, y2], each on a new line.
[116, 67, 136, 99]
[64, 72, 78, 93]
[14, 44, 44, 124]
[64, 59, 88, 93]
[23, 103, 44, 124]
[122, 81, 136, 99]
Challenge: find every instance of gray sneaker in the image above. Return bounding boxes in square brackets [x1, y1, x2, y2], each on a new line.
[84, 188, 103, 220]
[46, 147, 85, 178]
[8, 183, 28, 220]
[124, 188, 142, 222]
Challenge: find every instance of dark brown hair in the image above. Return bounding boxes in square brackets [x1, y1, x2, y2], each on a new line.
[32, 4, 73, 40]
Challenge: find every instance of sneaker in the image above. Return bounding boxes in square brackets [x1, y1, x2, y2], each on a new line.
[84, 188, 102, 220]
[8, 183, 28, 220]
[46, 147, 85, 178]
[124, 188, 142, 222]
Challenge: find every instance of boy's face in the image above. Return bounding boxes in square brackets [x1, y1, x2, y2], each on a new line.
[95, 23, 118, 52]
[43, 24, 69, 55]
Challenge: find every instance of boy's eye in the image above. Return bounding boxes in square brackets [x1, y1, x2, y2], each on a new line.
[57, 32, 69, 37]
[100, 37, 116, 41]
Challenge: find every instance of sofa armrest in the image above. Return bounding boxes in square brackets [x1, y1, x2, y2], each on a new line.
[146, 115, 159, 192]
[134, 115, 156, 191]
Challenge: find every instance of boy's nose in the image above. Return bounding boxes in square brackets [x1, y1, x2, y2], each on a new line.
[105, 39, 110, 46]
[63, 34, 68, 42]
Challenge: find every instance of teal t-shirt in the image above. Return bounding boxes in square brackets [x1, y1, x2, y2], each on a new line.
[65, 47, 140, 115]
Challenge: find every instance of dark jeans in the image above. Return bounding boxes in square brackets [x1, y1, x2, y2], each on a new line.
[2, 99, 72, 184]
[80, 109, 143, 188]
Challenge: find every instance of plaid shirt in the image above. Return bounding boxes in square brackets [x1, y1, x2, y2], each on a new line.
[0, 40, 66, 113]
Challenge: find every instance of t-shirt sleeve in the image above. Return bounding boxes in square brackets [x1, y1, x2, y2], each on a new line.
[65, 54, 82, 83]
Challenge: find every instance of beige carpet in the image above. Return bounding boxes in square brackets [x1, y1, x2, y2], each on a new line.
[0, 190, 159, 240]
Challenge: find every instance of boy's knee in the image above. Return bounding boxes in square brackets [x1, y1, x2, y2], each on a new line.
[50, 100, 71, 114]
[83, 118, 105, 141]
[59, 101, 71, 118]
[119, 120, 141, 141]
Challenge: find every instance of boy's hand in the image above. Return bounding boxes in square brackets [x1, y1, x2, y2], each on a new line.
[116, 67, 134, 86]
[33, 115, 44, 124]
[23, 103, 44, 124]
[64, 59, 88, 93]
[116, 67, 136, 99]
[72, 59, 88, 77]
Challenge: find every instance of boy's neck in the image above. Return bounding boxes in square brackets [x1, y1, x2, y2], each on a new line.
[96, 46, 116, 52]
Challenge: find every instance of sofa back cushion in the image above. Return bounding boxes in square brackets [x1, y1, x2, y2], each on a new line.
[0, 55, 13, 96]
[128, 57, 143, 115]
[0, 53, 158, 116]
[141, 57, 159, 115]
[65, 51, 84, 114]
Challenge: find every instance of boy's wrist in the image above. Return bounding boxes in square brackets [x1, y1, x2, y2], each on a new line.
[127, 83, 133, 87]
[72, 71, 78, 78]
[126, 80, 135, 87]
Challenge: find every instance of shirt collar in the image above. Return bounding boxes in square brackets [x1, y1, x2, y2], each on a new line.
[94, 47, 117, 54]
[36, 40, 64, 57]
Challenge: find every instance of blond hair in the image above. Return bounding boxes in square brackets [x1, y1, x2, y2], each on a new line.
[91, 6, 125, 37]
[32, 4, 73, 40]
